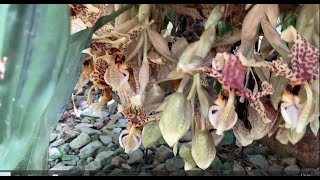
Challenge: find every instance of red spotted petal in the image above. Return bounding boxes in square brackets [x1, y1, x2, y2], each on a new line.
[290, 34, 320, 82]
[221, 53, 247, 90]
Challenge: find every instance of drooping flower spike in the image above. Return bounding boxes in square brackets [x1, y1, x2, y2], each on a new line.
[239, 26, 319, 136]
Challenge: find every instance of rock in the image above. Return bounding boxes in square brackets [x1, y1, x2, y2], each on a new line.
[80, 108, 99, 118]
[140, 165, 154, 170]
[56, 124, 63, 132]
[59, 143, 70, 154]
[138, 172, 152, 176]
[248, 155, 269, 170]
[153, 163, 167, 176]
[180, 130, 192, 142]
[77, 159, 87, 166]
[82, 117, 92, 124]
[49, 148, 60, 161]
[169, 171, 186, 176]
[99, 135, 112, 145]
[111, 156, 126, 167]
[78, 141, 103, 159]
[112, 134, 120, 146]
[300, 168, 319, 176]
[268, 163, 283, 176]
[165, 157, 184, 171]
[121, 163, 132, 170]
[94, 172, 106, 176]
[116, 118, 128, 128]
[108, 168, 124, 176]
[95, 151, 116, 167]
[154, 145, 173, 163]
[153, 163, 166, 170]
[110, 114, 120, 121]
[152, 159, 160, 167]
[56, 132, 63, 140]
[62, 155, 80, 166]
[127, 149, 144, 164]
[210, 156, 223, 170]
[113, 128, 122, 134]
[87, 157, 93, 163]
[107, 124, 116, 130]
[66, 102, 73, 110]
[233, 161, 246, 176]
[147, 149, 153, 156]
[69, 133, 91, 150]
[103, 164, 116, 171]
[79, 100, 88, 109]
[243, 144, 270, 157]
[119, 154, 129, 160]
[222, 162, 232, 171]
[94, 122, 104, 129]
[186, 168, 203, 176]
[97, 146, 109, 154]
[284, 164, 300, 176]
[64, 130, 78, 140]
[77, 127, 102, 136]
[260, 129, 320, 168]
[114, 147, 124, 155]
[101, 111, 109, 119]
[282, 157, 297, 166]
[95, 118, 105, 123]
[50, 166, 75, 171]
[85, 161, 102, 170]
[50, 133, 58, 142]
[51, 139, 65, 147]
[75, 123, 93, 129]
[107, 143, 117, 150]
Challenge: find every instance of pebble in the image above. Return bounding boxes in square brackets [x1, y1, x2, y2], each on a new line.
[248, 155, 269, 170]
[51, 139, 65, 147]
[284, 164, 300, 176]
[69, 133, 91, 150]
[127, 149, 144, 164]
[154, 145, 173, 163]
[78, 141, 103, 159]
[165, 157, 184, 171]
[99, 135, 112, 145]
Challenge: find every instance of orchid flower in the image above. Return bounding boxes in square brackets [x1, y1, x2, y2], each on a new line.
[239, 26, 319, 141]
[198, 52, 274, 137]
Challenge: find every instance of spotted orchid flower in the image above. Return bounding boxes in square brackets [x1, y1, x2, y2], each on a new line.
[239, 26, 319, 138]
[198, 52, 274, 136]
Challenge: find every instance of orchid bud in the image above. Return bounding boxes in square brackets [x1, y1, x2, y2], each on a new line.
[141, 121, 162, 148]
[159, 92, 192, 147]
[179, 143, 197, 170]
[191, 130, 216, 170]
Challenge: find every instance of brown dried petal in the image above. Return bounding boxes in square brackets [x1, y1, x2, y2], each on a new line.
[232, 120, 253, 147]
[248, 101, 278, 140]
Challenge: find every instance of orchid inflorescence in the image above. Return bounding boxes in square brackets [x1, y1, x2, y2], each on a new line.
[71, 4, 319, 170]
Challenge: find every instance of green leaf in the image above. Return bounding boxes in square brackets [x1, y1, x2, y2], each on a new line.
[61, 154, 71, 161]
[158, 138, 167, 145]
[0, 4, 70, 170]
[44, 5, 134, 133]
[0, 4, 133, 170]
[214, 81, 222, 93]
[219, 130, 234, 145]
[49, 154, 61, 160]
[282, 13, 297, 32]
[160, 16, 170, 30]
[217, 21, 232, 38]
